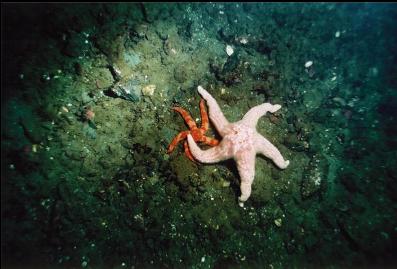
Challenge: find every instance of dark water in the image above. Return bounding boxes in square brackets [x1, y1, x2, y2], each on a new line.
[2, 3, 397, 269]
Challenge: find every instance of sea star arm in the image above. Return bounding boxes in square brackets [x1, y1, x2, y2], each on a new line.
[167, 130, 189, 153]
[199, 99, 209, 131]
[197, 86, 230, 137]
[187, 134, 232, 163]
[235, 151, 256, 207]
[254, 134, 290, 169]
[172, 107, 197, 130]
[201, 135, 219, 146]
[241, 103, 281, 128]
[183, 140, 196, 162]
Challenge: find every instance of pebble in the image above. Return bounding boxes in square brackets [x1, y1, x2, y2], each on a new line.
[221, 180, 230, 188]
[305, 61, 313, 68]
[142, 84, 156, 96]
[239, 37, 248, 44]
[226, 45, 234, 56]
[274, 218, 282, 227]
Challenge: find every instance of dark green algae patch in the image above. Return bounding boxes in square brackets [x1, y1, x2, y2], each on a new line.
[2, 3, 397, 269]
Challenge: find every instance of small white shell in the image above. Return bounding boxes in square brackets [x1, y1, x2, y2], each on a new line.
[226, 45, 234, 56]
[305, 61, 313, 68]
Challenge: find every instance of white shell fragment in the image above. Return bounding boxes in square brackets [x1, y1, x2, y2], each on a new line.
[305, 61, 313, 68]
[239, 37, 248, 44]
[142, 84, 156, 96]
[274, 218, 282, 227]
[226, 45, 234, 56]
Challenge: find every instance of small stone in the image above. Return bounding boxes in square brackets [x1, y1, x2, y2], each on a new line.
[268, 114, 279, 124]
[305, 61, 313, 68]
[274, 218, 282, 227]
[142, 84, 156, 96]
[109, 79, 140, 102]
[226, 45, 234, 56]
[335, 31, 341, 38]
[239, 37, 248, 44]
[221, 180, 230, 188]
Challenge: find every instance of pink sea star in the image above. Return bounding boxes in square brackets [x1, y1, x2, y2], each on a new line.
[187, 86, 290, 207]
